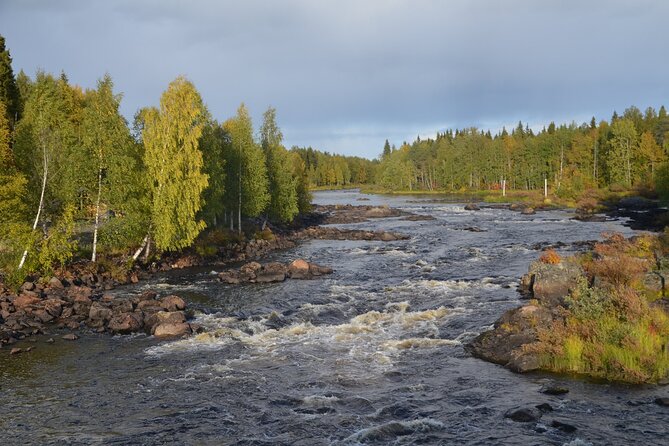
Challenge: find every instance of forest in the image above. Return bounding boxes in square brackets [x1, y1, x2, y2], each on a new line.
[374, 108, 669, 199]
[0, 35, 371, 284]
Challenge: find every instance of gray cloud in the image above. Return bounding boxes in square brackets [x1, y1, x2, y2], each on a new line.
[1, 0, 667, 157]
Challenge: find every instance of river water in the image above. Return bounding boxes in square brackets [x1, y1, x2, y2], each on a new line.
[1, 190, 668, 445]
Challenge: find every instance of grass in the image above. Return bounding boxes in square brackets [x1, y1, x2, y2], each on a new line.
[533, 233, 669, 383]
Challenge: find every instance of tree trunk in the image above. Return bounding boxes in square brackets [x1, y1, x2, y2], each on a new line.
[91, 165, 103, 262]
[143, 234, 151, 262]
[19, 146, 48, 270]
[132, 234, 149, 261]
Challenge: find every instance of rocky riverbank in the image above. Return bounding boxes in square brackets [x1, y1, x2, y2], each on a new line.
[0, 204, 412, 346]
[468, 233, 669, 383]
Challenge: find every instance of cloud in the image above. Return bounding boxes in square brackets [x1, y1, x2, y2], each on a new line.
[1, 0, 667, 158]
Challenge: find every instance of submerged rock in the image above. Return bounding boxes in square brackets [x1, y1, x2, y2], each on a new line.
[464, 203, 480, 211]
[504, 406, 542, 422]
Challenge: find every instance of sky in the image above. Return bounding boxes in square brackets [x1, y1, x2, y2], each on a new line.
[1, 0, 667, 159]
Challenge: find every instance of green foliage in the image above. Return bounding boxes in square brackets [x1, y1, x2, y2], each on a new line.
[35, 204, 78, 277]
[199, 120, 227, 226]
[537, 234, 669, 383]
[261, 107, 298, 223]
[0, 34, 21, 126]
[143, 76, 209, 252]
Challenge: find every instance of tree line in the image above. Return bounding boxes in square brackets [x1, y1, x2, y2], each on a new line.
[0, 35, 323, 281]
[375, 108, 669, 198]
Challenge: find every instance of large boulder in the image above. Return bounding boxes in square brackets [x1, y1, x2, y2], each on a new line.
[288, 259, 311, 279]
[88, 302, 113, 327]
[464, 203, 480, 211]
[160, 295, 186, 312]
[255, 262, 287, 283]
[467, 304, 556, 373]
[145, 311, 186, 334]
[154, 322, 191, 338]
[520, 260, 583, 306]
[108, 312, 143, 334]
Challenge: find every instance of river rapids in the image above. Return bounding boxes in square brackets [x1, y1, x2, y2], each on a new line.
[1, 190, 667, 445]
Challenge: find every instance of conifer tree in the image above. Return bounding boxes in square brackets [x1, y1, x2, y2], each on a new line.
[0, 35, 21, 127]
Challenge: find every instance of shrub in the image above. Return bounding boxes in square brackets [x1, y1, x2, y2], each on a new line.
[539, 249, 561, 264]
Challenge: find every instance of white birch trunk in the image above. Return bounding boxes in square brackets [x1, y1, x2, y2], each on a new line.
[91, 166, 103, 262]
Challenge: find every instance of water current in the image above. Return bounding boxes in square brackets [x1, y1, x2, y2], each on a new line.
[1, 190, 667, 445]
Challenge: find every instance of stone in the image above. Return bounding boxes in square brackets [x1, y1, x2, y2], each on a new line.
[19, 282, 35, 292]
[33, 309, 55, 323]
[504, 406, 542, 422]
[654, 397, 669, 407]
[62, 333, 78, 341]
[108, 312, 143, 334]
[138, 290, 158, 301]
[550, 420, 577, 433]
[255, 262, 287, 283]
[137, 299, 163, 312]
[535, 403, 553, 413]
[153, 322, 191, 338]
[218, 271, 240, 284]
[464, 203, 480, 211]
[46, 338, 54, 344]
[88, 302, 113, 323]
[145, 311, 186, 333]
[522, 260, 583, 306]
[289, 259, 311, 279]
[10, 347, 22, 355]
[48, 277, 64, 289]
[540, 384, 569, 395]
[160, 295, 186, 312]
[379, 232, 398, 242]
[521, 207, 536, 215]
[13, 294, 41, 309]
[44, 299, 64, 318]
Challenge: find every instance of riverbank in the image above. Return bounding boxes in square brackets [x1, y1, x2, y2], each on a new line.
[468, 232, 669, 384]
[0, 204, 414, 347]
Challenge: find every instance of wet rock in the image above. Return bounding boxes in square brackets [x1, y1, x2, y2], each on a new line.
[550, 420, 577, 433]
[463, 226, 485, 232]
[218, 271, 240, 284]
[504, 406, 542, 422]
[379, 232, 399, 242]
[145, 311, 186, 333]
[160, 295, 186, 312]
[255, 262, 287, 283]
[521, 207, 536, 215]
[108, 312, 143, 334]
[137, 299, 163, 313]
[654, 397, 669, 407]
[46, 338, 54, 344]
[402, 214, 436, 221]
[535, 403, 553, 413]
[467, 304, 554, 372]
[153, 322, 191, 338]
[62, 333, 78, 341]
[464, 203, 480, 211]
[540, 384, 569, 395]
[10, 347, 23, 355]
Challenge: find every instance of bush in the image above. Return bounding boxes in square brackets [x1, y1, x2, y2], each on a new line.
[539, 249, 561, 264]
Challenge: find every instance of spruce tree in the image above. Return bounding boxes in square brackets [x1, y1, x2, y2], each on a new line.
[0, 35, 21, 127]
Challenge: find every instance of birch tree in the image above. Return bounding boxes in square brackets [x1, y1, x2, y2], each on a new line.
[82, 74, 129, 261]
[142, 76, 208, 253]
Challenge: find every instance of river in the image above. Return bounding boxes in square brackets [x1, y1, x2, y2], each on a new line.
[1, 190, 667, 445]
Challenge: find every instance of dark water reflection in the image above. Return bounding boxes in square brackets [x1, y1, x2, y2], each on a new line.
[1, 190, 668, 445]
